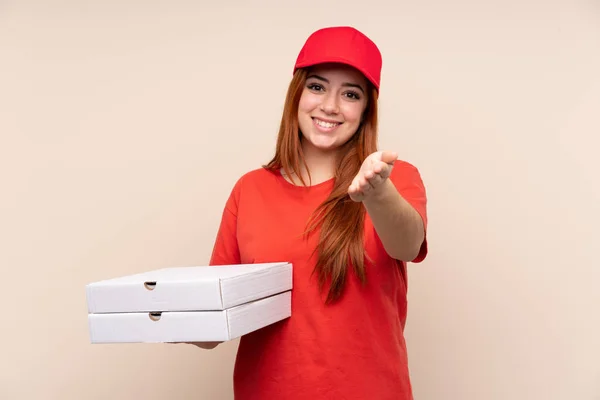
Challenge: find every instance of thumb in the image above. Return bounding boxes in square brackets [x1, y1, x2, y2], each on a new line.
[380, 151, 398, 165]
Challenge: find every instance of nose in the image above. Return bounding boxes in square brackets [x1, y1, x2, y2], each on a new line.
[320, 92, 340, 115]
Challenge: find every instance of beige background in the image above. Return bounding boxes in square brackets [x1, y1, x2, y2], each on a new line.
[1, 0, 599, 399]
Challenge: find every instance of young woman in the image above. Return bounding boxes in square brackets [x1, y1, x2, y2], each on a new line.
[205, 26, 428, 400]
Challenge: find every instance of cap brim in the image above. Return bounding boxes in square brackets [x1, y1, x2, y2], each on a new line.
[294, 56, 380, 92]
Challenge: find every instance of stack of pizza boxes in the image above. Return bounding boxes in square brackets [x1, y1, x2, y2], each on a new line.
[85, 262, 292, 344]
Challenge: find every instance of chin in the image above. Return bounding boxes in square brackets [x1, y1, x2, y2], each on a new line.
[313, 144, 341, 153]
[303, 134, 342, 152]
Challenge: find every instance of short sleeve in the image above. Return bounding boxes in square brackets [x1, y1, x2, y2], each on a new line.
[209, 179, 242, 266]
[389, 160, 428, 263]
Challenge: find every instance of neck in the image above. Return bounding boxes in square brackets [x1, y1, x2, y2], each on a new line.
[287, 140, 339, 186]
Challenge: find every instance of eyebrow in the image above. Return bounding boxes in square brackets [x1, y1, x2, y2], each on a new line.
[307, 74, 365, 94]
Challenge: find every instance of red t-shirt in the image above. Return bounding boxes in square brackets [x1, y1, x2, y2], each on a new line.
[210, 160, 428, 400]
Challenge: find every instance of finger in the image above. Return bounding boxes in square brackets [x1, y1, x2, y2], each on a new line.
[380, 151, 398, 165]
[372, 162, 383, 174]
[366, 172, 384, 187]
[348, 186, 363, 201]
[374, 161, 393, 178]
[349, 182, 363, 195]
[359, 176, 374, 191]
[371, 153, 381, 166]
[349, 193, 363, 202]
[349, 176, 361, 192]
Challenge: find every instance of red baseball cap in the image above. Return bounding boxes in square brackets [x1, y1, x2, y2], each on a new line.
[293, 26, 383, 92]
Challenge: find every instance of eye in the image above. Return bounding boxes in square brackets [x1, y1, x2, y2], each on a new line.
[307, 83, 324, 92]
[344, 91, 361, 100]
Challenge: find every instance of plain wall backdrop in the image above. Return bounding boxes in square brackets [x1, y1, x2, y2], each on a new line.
[1, 1, 599, 399]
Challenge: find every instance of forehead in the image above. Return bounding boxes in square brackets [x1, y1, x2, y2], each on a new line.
[307, 63, 367, 85]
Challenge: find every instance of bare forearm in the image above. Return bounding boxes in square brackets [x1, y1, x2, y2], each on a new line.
[362, 179, 425, 261]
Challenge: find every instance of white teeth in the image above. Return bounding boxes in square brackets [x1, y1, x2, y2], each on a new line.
[314, 119, 339, 128]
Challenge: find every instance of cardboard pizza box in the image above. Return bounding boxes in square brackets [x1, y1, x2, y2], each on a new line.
[85, 262, 292, 313]
[88, 291, 291, 344]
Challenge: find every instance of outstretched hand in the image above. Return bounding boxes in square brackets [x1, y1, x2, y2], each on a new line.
[348, 151, 398, 202]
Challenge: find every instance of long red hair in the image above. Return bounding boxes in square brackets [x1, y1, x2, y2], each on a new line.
[264, 67, 379, 303]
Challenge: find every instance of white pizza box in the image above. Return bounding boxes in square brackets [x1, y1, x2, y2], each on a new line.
[88, 291, 291, 344]
[85, 262, 292, 313]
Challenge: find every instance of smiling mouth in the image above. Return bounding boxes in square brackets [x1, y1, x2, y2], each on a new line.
[312, 118, 342, 129]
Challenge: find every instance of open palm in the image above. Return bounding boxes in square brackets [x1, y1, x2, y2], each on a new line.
[348, 151, 398, 202]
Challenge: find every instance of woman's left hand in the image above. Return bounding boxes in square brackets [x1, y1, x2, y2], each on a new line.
[348, 151, 398, 202]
